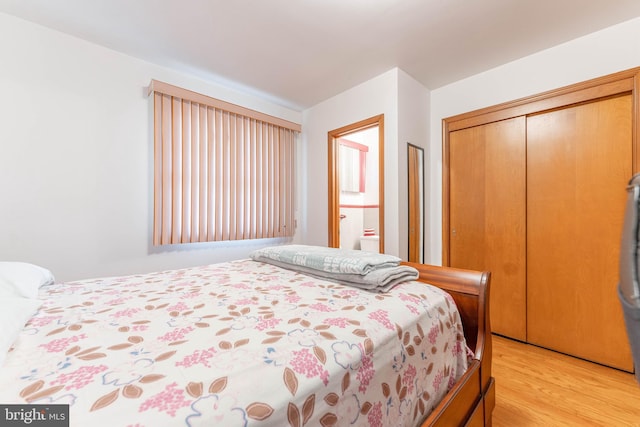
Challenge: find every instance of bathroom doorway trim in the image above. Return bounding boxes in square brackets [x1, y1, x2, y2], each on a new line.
[327, 114, 385, 252]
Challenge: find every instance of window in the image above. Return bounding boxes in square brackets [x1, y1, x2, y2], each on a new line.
[148, 80, 300, 245]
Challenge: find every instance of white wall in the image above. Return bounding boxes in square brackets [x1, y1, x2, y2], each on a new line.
[7, 7, 634, 280]
[427, 16, 640, 265]
[300, 68, 429, 259]
[397, 69, 430, 261]
[0, 13, 301, 281]
[301, 69, 400, 254]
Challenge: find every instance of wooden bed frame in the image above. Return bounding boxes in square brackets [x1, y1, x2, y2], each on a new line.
[402, 262, 495, 427]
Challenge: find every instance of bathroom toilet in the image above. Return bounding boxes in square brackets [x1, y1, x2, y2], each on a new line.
[360, 235, 380, 253]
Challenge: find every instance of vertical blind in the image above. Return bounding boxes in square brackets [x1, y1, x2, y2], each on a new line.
[149, 80, 300, 245]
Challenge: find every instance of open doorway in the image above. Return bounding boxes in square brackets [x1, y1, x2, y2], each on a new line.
[328, 115, 384, 253]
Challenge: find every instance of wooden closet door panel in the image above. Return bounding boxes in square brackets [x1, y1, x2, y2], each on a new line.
[449, 117, 527, 340]
[527, 94, 633, 371]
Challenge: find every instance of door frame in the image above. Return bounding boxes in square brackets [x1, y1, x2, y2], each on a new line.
[408, 143, 424, 263]
[328, 114, 385, 252]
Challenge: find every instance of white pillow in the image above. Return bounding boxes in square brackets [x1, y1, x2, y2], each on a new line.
[0, 262, 55, 299]
[0, 297, 41, 367]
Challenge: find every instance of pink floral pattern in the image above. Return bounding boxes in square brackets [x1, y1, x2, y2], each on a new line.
[403, 364, 417, 394]
[255, 317, 281, 331]
[175, 348, 217, 369]
[27, 315, 63, 328]
[52, 365, 108, 390]
[368, 309, 394, 330]
[433, 370, 444, 392]
[356, 353, 375, 393]
[0, 259, 469, 426]
[325, 317, 351, 328]
[112, 308, 141, 319]
[40, 334, 87, 353]
[290, 348, 330, 385]
[140, 382, 191, 417]
[368, 401, 383, 427]
[428, 323, 440, 344]
[158, 327, 194, 342]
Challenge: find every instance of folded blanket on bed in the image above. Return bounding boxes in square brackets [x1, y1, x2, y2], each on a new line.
[250, 244, 402, 274]
[250, 245, 419, 292]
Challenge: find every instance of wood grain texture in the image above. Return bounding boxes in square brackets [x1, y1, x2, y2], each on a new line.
[408, 144, 422, 262]
[449, 117, 527, 340]
[444, 69, 636, 132]
[526, 93, 633, 371]
[492, 335, 640, 426]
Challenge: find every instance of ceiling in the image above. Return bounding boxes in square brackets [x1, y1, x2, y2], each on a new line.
[2, 0, 640, 110]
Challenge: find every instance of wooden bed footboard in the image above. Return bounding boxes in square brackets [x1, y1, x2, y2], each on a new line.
[402, 262, 494, 427]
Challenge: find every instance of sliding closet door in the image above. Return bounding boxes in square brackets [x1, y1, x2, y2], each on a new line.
[527, 94, 633, 371]
[449, 117, 527, 340]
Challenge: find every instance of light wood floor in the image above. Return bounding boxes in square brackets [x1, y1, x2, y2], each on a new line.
[492, 335, 640, 426]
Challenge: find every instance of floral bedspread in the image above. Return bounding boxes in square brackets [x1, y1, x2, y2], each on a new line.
[0, 259, 470, 427]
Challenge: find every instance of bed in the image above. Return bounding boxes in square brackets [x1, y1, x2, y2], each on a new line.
[0, 246, 494, 426]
